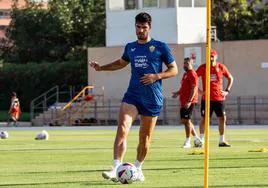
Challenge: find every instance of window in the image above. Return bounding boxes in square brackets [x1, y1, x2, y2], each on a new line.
[194, 0, 206, 7]
[0, 25, 7, 30]
[143, 0, 158, 8]
[159, 0, 175, 8]
[178, 0, 192, 7]
[108, 0, 124, 11]
[125, 0, 138, 10]
[0, 11, 10, 19]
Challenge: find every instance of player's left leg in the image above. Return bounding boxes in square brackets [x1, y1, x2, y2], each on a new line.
[181, 118, 192, 148]
[102, 102, 138, 181]
[215, 101, 231, 147]
[135, 115, 158, 182]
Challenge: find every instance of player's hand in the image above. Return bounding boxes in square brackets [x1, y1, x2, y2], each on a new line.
[140, 74, 159, 85]
[221, 90, 229, 98]
[89, 61, 101, 71]
[184, 102, 191, 109]
[172, 92, 179, 98]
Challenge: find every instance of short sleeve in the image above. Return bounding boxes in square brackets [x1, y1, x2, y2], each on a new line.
[196, 65, 203, 77]
[189, 72, 198, 87]
[160, 43, 175, 65]
[221, 64, 231, 78]
[121, 44, 130, 62]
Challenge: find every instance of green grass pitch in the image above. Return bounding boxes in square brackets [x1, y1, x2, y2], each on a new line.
[0, 127, 268, 187]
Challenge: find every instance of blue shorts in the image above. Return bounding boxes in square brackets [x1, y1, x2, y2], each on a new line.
[122, 93, 162, 117]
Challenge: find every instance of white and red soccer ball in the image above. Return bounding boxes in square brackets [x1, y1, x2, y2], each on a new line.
[116, 162, 138, 184]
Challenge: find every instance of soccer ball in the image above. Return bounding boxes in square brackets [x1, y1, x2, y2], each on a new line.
[116, 163, 138, 184]
[35, 130, 49, 140]
[0, 131, 9, 139]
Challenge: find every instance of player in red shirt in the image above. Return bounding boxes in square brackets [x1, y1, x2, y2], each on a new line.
[172, 58, 202, 148]
[196, 50, 234, 147]
[8, 92, 21, 126]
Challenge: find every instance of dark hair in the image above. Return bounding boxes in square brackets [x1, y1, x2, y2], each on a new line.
[135, 12, 152, 26]
[184, 57, 193, 63]
[11, 92, 17, 97]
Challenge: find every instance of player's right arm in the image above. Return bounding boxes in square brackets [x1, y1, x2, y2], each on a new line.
[89, 58, 129, 71]
[196, 64, 205, 95]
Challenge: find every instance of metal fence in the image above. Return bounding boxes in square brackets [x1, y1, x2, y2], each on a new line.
[74, 96, 268, 125]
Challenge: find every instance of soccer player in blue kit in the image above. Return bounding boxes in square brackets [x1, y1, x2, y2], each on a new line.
[89, 12, 178, 182]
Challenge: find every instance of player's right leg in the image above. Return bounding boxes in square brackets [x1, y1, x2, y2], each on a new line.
[102, 102, 138, 181]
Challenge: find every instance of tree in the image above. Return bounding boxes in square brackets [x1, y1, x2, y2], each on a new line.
[212, 0, 267, 41]
[4, 0, 105, 63]
[250, 1, 268, 39]
[45, 0, 105, 47]
[6, 1, 69, 63]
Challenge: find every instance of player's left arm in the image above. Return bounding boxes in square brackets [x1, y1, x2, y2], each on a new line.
[140, 61, 178, 85]
[222, 65, 234, 97]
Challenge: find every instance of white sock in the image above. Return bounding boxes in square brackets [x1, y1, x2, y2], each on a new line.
[113, 159, 122, 169]
[134, 160, 143, 170]
[185, 137, 191, 144]
[220, 135, 225, 143]
[200, 134, 204, 141]
[193, 135, 198, 140]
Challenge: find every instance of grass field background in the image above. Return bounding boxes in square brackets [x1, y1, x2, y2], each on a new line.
[0, 127, 267, 188]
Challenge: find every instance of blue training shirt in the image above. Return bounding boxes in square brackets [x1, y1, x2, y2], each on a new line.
[121, 39, 175, 106]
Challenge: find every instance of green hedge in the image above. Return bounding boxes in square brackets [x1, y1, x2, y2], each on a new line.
[0, 60, 87, 112]
[0, 110, 30, 121]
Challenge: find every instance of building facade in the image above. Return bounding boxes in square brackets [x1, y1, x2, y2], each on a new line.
[0, 0, 46, 40]
[106, 0, 207, 46]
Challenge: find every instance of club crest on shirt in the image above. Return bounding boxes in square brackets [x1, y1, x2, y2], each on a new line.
[149, 45, 155, 53]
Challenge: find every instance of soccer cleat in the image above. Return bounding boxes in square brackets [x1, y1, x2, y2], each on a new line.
[182, 142, 191, 149]
[136, 169, 145, 182]
[194, 138, 203, 148]
[102, 168, 119, 182]
[219, 142, 231, 147]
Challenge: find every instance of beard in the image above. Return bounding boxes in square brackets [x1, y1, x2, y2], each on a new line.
[183, 67, 189, 71]
[137, 33, 147, 40]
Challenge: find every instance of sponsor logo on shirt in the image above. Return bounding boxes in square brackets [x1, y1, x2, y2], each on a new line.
[210, 74, 217, 82]
[134, 56, 149, 68]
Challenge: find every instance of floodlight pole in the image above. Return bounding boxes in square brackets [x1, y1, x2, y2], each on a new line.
[204, 0, 211, 188]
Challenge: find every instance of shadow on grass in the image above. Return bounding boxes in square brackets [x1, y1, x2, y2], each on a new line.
[2, 182, 267, 187]
[21, 169, 105, 174]
[4, 165, 266, 177]
[0, 180, 116, 187]
[145, 164, 268, 171]
[0, 147, 112, 152]
[150, 156, 268, 162]
[154, 184, 268, 188]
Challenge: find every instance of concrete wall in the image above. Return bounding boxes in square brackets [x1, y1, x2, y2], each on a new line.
[88, 40, 268, 99]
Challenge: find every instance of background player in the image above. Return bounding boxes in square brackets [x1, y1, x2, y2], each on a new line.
[196, 50, 234, 147]
[172, 57, 202, 148]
